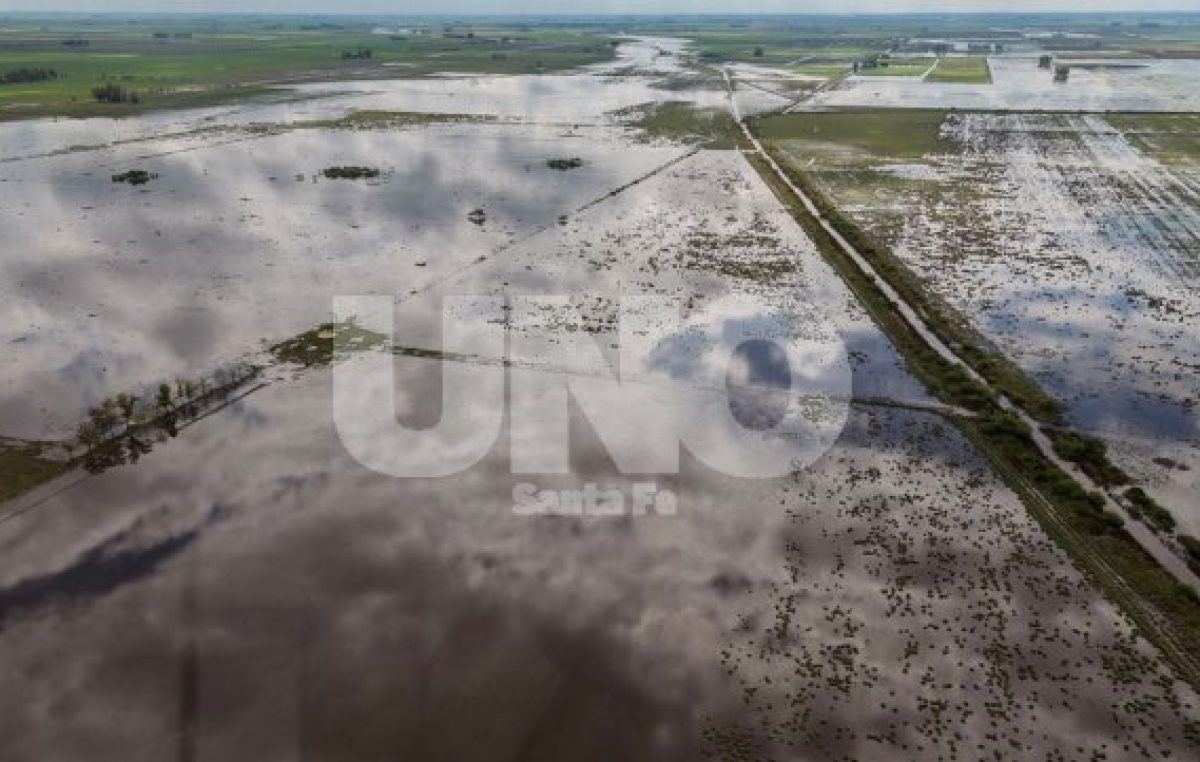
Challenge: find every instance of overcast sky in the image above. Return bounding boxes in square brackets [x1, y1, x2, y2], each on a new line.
[2, 1, 1199, 14]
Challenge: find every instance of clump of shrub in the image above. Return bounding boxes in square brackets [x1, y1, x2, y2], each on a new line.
[978, 409, 1032, 441]
[979, 410, 1124, 535]
[1045, 429, 1131, 487]
[1124, 487, 1177, 533]
[1, 67, 57, 85]
[112, 169, 157, 186]
[92, 82, 140, 104]
[934, 363, 994, 412]
[270, 321, 388, 367]
[322, 166, 381, 180]
[341, 48, 373, 60]
[546, 157, 584, 171]
[1179, 535, 1200, 575]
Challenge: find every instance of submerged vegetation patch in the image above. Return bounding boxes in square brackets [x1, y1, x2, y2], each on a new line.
[622, 101, 741, 150]
[111, 169, 157, 186]
[91, 82, 140, 104]
[321, 166, 381, 180]
[681, 221, 798, 284]
[755, 136, 1063, 423]
[743, 141, 1200, 691]
[546, 157, 584, 171]
[298, 110, 500, 131]
[269, 321, 388, 367]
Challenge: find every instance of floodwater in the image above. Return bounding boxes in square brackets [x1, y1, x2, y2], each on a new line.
[2, 37, 1199, 761]
[776, 110, 1200, 534]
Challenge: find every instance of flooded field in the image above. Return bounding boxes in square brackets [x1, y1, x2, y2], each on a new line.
[3, 32, 1200, 762]
[768, 110, 1200, 536]
[4, 364, 1200, 760]
[0, 38, 797, 440]
[817, 56, 1200, 112]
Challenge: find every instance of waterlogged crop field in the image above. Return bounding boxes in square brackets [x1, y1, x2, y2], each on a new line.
[762, 109, 1200, 539]
[2, 26, 1200, 762]
[0, 16, 620, 120]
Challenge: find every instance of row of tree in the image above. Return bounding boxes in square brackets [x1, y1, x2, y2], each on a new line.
[1, 67, 58, 85]
[75, 365, 258, 474]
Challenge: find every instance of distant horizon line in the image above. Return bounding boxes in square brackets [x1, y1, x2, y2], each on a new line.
[2, 9, 1200, 17]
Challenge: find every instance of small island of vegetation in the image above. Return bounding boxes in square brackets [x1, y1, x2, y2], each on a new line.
[322, 166, 382, 180]
[92, 82, 140, 104]
[1, 67, 58, 85]
[112, 170, 157, 186]
[547, 157, 585, 170]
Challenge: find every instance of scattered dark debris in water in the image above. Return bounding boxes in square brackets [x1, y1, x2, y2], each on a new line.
[546, 157, 584, 171]
[270, 321, 388, 367]
[1152, 456, 1189, 472]
[297, 110, 499, 131]
[680, 220, 797, 283]
[1124, 286, 1177, 313]
[111, 170, 157, 186]
[321, 166, 381, 180]
[468, 208, 487, 226]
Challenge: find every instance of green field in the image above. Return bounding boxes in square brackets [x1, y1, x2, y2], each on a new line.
[925, 55, 993, 83]
[789, 63, 851, 79]
[755, 109, 951, 159]
[621, 100, 742, 149]
[858, 60, 934, 77]
[1105, 113, 1200, 163]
